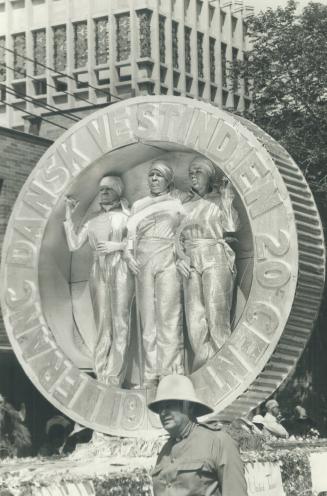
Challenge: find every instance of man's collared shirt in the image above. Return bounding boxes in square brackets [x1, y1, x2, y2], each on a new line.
[152, 423, 248, 496]
[263, 412, 289, 438]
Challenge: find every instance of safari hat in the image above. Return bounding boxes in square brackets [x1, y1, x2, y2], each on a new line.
[147, 374, 213, 417]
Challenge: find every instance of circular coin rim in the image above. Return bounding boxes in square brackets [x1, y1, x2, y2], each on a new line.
[0, 96, 300, 436]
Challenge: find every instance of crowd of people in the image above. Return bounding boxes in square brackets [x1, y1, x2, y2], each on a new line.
[0, 374, 325, 496]
[0, 387, 322, 461]
[250, 399, 320, 440]
[0, 393, 92, 459]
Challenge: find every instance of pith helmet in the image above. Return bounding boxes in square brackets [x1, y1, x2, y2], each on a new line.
[147, 374, 213, 417]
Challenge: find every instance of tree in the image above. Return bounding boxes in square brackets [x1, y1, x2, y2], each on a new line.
[232, 1, 327, 432]
[233, 0, 327, 200]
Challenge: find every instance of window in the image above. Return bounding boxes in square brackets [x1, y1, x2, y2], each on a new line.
[33, 79, 47, 95]
[243, 21, 248, 43]
[11, 0, 25, 8]
[209, 37, 215, 83]
[220, 12, 226, 31]
[53, 25, 67, 71]
[209, 5, 215, 26]
[197, 32, 204, 78]
[184, 0, 190, 18]
[116, 13, 131, 62]
[54, 77, 67, 92]
[172, 21, 179, 69]
[232, 47, 239, 92]
[244, 52, 249, 95]
[33, 29, 46, 75]
[95, 17, 109, 65]
[184, 26, 191, 74]
[196, 0, 202, 22]
[221, 43, 227, 87]
[137, 9, 152, 58]
[159, 15, 166, 64]
[232, 16, 237, 37]
[0, 37, 5, 82]
[12, 81, 26, 98]
[0, 85, 6, 102]
[74, 21, 88, 69]
[234, 94, 240, 110]
[222, 89, 228, 106]
[12, 32, 26, 79]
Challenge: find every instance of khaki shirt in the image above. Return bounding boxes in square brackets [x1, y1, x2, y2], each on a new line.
[152, 423, 248, 496]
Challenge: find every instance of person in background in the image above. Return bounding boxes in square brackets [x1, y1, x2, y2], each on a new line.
[252, 414, 265, 432]
[148, 374, 248, 496]
[38, 415, 73, 457]
[251, 414, 276, 442]
[286, 405, 320, 438]
[0, 394, 32, 458]
[263, 399, 289, 439]
[62, 423, 93, 454]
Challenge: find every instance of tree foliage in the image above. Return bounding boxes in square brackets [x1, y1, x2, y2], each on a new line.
[231, 1, 327, 431]
[233, 0, 327, 200]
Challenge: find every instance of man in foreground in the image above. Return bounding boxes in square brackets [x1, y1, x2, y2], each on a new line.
[148, 374, 248, 496]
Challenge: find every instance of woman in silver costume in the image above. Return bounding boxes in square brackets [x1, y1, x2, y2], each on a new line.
[64, 176, 134, 386]
[176, 156, 239, 371]
[126, 161, 185, 387]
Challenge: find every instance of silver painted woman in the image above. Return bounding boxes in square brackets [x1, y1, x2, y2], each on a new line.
[64, 176, 134, 386]
[125, 161, 185, 387]
[176, 157, 239, 370]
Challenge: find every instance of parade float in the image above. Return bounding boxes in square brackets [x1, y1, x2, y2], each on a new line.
[0, 96, 325, 495]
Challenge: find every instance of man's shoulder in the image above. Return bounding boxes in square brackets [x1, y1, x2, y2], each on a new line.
[193, 424, 240, 456]
[195, 422, 234, 445]
[264, 412, 276, 422]
[198, 419, 223, 432]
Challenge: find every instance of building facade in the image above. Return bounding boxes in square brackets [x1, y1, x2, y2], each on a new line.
[0, 126, 52, 349]
[0, 0, 253, 138]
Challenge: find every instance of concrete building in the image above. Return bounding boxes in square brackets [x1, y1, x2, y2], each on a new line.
[0, 0, 253, 140]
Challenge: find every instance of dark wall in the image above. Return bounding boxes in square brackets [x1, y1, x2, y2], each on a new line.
[0, 126, 52, 348]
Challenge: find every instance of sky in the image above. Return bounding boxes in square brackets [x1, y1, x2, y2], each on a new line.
[250, 0, 327, 13]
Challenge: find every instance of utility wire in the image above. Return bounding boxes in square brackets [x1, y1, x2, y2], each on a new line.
[2, 83, 81, 122]
[0, 62, 95, 107]
[0, 99, 68, 130]
[2, 45, 123, 101]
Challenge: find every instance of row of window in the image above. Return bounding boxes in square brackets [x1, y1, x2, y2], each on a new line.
[0, 17, 110, 81]
[0, 0, 244, 35]
[0, 19, 240, 88]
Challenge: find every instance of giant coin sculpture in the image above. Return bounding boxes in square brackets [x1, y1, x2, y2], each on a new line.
[0, 96, 325, 436]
